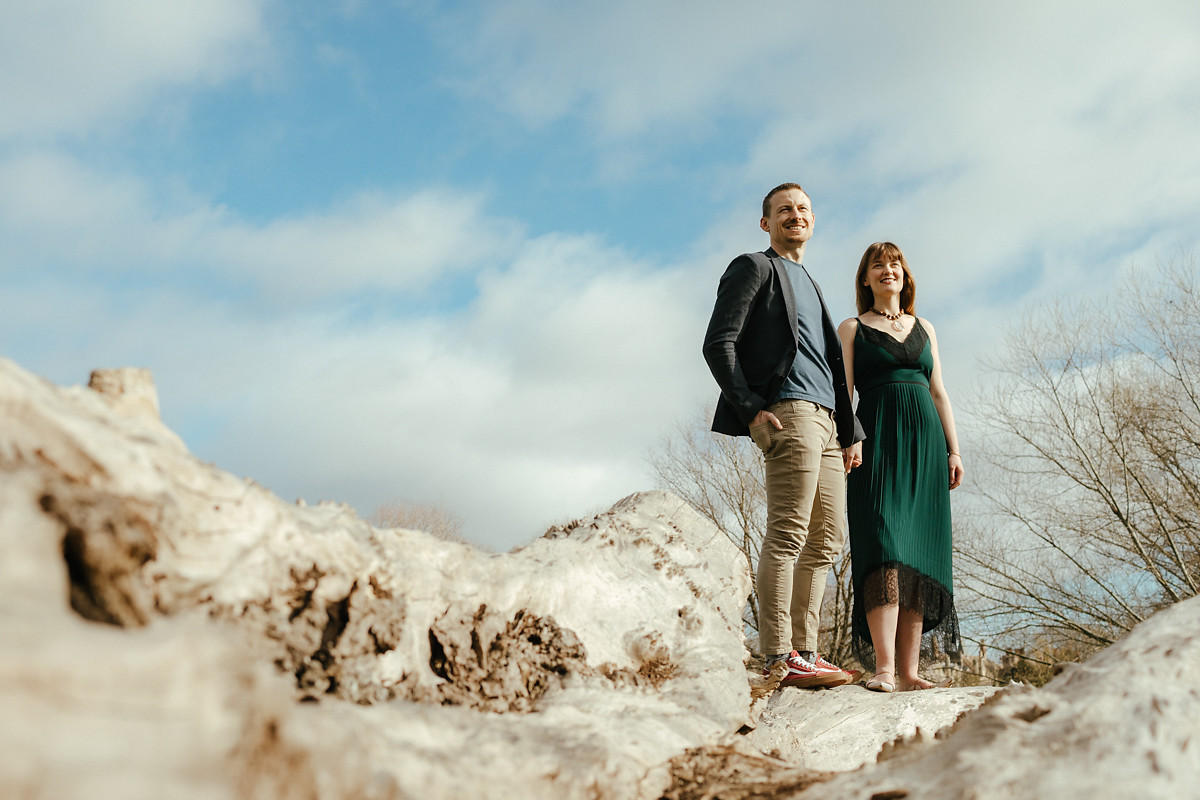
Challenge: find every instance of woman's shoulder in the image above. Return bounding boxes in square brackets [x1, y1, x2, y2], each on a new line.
[837, 317, 861, 342]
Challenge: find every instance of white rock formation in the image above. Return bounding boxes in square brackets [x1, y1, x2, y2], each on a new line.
[748, 682, 999, 774]
[783, 591, 1200, 800]
[5, 357, 1194, 800]
[1, 358, 758, 799]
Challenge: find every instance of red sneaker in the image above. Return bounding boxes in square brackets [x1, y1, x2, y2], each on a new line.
[810, 654, 854, 687]
[763, 651, 846, 689]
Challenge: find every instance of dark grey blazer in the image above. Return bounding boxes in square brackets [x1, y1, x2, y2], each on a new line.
[702, 248, 864, 447]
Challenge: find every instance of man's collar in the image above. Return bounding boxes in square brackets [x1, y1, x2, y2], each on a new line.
[765, 247, 803, 266]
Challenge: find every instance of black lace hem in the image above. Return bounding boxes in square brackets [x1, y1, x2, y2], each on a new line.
[852, 561, 961, 672]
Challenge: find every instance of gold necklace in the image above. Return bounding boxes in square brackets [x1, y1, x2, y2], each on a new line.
[872, 308, 905, 332]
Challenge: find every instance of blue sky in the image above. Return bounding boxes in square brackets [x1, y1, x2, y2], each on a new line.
[2, 0, 1199, 549]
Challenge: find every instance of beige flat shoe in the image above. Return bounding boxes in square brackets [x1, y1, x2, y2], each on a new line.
[902, 677, 953, 691]
[864, 672, 896, 693]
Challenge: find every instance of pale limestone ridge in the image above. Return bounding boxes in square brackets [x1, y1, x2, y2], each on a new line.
[1, 358, 752, 799]
[785, 591, 1200, 799]
[748, 681, 999, 774]
[2, 358, 1195, 799]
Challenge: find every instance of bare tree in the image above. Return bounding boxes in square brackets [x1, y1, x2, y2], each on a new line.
[648, 408, 854, 658]
[959, 258, 1200, 652]
[649, 411, 766, 635]
[372, 500, 474, 548]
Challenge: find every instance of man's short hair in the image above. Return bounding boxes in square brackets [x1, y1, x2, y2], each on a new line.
[762, 182, 809, 218]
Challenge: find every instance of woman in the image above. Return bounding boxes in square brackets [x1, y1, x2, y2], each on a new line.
[838, 242, 964, 692]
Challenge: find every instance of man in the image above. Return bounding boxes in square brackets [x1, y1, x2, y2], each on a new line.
[703, 183, 865, 688]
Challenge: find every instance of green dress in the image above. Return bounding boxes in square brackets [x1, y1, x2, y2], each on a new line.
[847, 318, 959, 668]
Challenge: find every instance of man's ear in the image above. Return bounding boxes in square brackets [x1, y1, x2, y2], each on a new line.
[759, 218, 770, 233]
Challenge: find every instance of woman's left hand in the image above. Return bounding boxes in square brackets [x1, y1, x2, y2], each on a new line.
[948, 454, 964, 490]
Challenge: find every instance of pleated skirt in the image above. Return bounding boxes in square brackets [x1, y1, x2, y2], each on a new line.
[847, 381, 959, 666]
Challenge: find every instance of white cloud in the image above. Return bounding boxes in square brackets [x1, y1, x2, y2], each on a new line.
[464, 1, 1198, 149]
[0, 0, 270, 139]
[439, 0, 1200, 332]
[0, 152, 525, 303]
[0, 157, 714, 548]
[442, 0, 783, 136]
[4, 0, 1200, 552]
[207, 189, 527, 301]
[731, 3, 1200, 309]
[215, 239, 713, 548]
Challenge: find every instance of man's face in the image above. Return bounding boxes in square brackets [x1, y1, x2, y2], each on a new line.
[760, 188, 814, 249]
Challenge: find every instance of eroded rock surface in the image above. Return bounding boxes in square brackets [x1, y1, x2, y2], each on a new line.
[4, 357, 1198, 800]
[0, 358, 753, 799]
[784, 594, 1200, 799]
[748, 681, 999, 773]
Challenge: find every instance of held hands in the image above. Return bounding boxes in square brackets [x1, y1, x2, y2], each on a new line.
[948, 453, 964, 490]
[842, 441, 863, 473]
[753, 409, 869, 476]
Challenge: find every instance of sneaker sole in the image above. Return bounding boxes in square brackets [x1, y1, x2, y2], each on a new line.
[780, 671, 847, 689]
[818, 670, 852, 687]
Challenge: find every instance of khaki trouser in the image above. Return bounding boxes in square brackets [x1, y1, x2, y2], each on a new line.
[749, 399, 846, 655]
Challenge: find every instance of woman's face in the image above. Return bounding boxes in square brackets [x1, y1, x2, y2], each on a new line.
[864, 255, 904, 299]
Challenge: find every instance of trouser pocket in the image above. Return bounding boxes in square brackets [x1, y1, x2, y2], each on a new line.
[749, 420, 773, 453]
